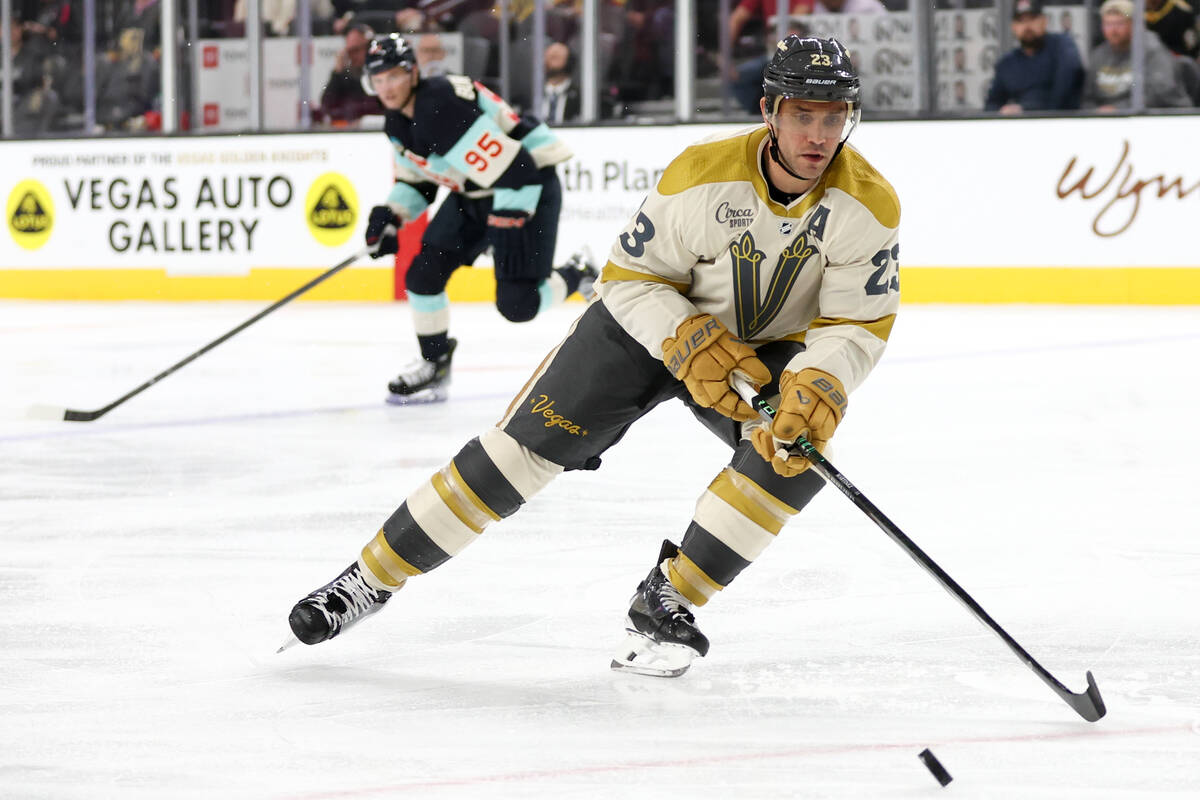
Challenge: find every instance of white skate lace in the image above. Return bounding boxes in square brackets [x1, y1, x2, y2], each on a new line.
[327, 570, 381, 626]
[394, 356, 436, 388]
[654, 564, 692, 619]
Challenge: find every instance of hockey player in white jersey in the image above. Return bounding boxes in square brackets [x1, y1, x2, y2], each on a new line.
[285, 35, 900, 677]
[359, 34, 597, 404]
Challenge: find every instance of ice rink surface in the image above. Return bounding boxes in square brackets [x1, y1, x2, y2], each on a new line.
[3, 298, 1199, 798]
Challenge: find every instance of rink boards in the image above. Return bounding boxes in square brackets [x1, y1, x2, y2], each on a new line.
[2, 115, 1197, 303]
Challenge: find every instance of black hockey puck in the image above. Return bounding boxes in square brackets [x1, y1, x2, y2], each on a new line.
[918, 748, 953, 787]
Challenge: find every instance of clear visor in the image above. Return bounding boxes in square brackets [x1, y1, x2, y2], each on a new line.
[361, 64, 415, 96]
[767, 96, 861, 143]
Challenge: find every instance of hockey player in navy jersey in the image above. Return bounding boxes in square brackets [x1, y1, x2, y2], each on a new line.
[360, 34, 596, 404]
[286, 36, 900, 677]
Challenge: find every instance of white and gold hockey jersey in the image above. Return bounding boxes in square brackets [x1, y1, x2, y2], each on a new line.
[597, 125, 900, 395]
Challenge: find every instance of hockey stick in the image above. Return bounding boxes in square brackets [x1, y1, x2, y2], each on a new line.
[29, 249, 368, 422]
[731, 375, 1106, 722]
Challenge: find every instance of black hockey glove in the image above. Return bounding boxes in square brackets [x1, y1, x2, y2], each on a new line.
[486, 210, 534, 280]
[365, 206, 401, 259]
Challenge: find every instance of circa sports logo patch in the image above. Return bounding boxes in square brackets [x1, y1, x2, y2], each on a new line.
[715, 201, 754, 229]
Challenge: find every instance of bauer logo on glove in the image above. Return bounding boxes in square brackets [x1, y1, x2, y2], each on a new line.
[799, 375, 846, 413]
[664, 316, 723, 377]
[662, 314, 770, 422]
[751, 367, 847, 477]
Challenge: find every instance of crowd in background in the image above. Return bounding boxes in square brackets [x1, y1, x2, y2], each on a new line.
[985, 0, 1196, 113]
[3, 0, 1200, 136]
[6, 0, 172, 135]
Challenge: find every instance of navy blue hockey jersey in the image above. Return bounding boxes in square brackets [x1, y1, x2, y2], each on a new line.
[382, 75, 573, 220]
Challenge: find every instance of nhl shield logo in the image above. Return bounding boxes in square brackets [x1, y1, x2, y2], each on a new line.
[779, 220, 794, 235]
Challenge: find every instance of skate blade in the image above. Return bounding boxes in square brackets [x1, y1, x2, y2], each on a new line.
[609, 630, 698, 678]
[276, 634, 302, 654]
[385, 386, 448, 406]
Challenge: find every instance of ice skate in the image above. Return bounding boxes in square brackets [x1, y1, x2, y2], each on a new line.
[610, 539, 710, 677]
[386, 338, 457, 405]
[282, 562, 392, 649]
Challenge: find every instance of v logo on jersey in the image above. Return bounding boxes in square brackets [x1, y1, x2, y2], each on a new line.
[730, 230, 815, 340]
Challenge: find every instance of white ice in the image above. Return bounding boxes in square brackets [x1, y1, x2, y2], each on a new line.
[2, 299, 1199, 798]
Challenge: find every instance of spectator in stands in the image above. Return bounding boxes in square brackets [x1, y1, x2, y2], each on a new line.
[10, 20, 39, 92]
[231, 0, 335, 36]
[319, 23, 384, 125]
[613, 0, 674, 102]
[984, 0, 1083, 114]
[547, 0, 585, 45]
[726, 1, 812, 80]
[726, 1, 881, 115]
[1146, 0, 1198, 58]
[393, 7, 428, 34]
[727, 0, 812, 78]
[94, 27, 159, 131]
[1083, 0, 1191, 110]
[114, 0, 161, 50]
[391, 0, 496, 36]
[726, 0, 814, 115]
[728, 0, 814, 57]
[541, 41, 580, 123]
[10, 19, 62, 136]
[20, 0, 78, 50]
[414, 33, 448, 77]
[326, 0, 420, 35]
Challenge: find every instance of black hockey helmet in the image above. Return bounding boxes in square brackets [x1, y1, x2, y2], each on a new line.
[762, 35, 860, 141]
[361, 33, 418, 94]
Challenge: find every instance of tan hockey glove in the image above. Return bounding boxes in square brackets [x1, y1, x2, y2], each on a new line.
[662, 314, 770, 422]
[750, 368, 847, 477]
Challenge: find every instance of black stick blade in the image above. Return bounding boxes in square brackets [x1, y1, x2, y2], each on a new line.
[1065, 671, 1106, 722]
[63, 408, 105, 422]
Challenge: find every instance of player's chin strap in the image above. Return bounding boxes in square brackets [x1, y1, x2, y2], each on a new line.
[766, 122, 817, 182]
[765, 120, 849, 184]
[764, 93, 858, 184]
